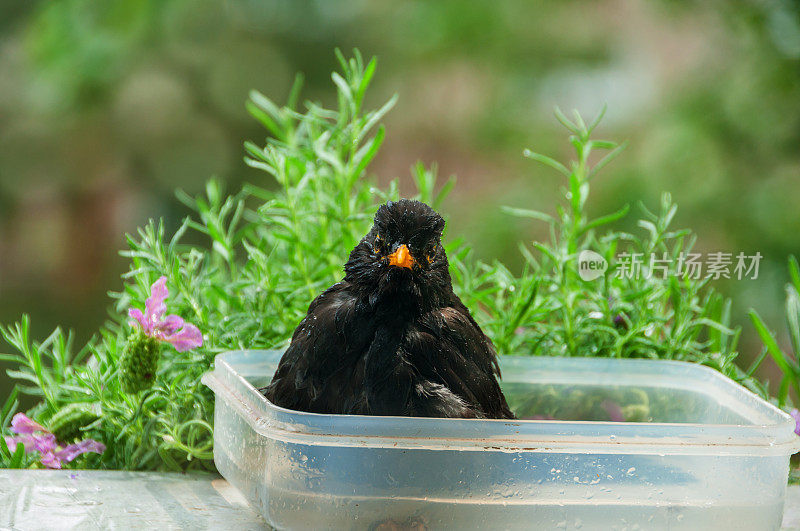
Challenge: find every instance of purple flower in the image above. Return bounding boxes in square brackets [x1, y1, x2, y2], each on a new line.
[5, 431, 57, 454]
[5, 413, 105, 469]
[128, 276, 203, 352]
[10, 412, 47, 434]
[40, 439, 107, 469]
[521, 414, 556, 420]
[602, 399, 626, 422]
[791, 409, 800, 436]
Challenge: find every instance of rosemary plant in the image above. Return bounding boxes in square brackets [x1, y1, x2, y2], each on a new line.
[0, 51, 765, 470]
[452, 109, 763, 398]
[749, 256, 800, 409]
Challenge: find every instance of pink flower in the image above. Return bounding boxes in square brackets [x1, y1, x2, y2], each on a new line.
[791, 409, 800, 436]
[5, 413, 105, 469]
[128, 276, 203, 352]
[5, 431, 56, 454]
[601, 399, 626, 422]
[10, 412, 47, 434]
[39, 439, 107, 469]
[521, 414, 556, 420]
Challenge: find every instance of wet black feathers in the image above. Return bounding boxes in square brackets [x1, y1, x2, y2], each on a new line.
[263, 199, 514, 419]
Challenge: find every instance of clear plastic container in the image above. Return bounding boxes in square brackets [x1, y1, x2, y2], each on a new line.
[202, 349, 800, 530]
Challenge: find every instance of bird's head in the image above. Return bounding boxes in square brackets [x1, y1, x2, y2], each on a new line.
[345, 199, 452, 312]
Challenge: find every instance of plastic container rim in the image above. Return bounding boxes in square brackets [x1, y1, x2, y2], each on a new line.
[203, 350, 800, 456]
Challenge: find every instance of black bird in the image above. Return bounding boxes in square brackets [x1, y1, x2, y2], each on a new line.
[263, 199, 514, 419]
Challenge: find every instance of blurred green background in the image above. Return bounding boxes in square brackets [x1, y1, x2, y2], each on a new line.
[1, 0, 799, 397]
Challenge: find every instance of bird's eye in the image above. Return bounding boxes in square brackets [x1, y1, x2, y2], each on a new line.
[426, 252, 434, 264]
[373, 235, 384, 253]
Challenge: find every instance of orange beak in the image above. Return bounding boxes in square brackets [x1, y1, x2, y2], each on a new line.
[388, 244, 415, 269]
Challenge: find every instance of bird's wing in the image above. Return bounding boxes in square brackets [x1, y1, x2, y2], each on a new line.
[407, 297, 515, 419]
[263, 281, 368, 413]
